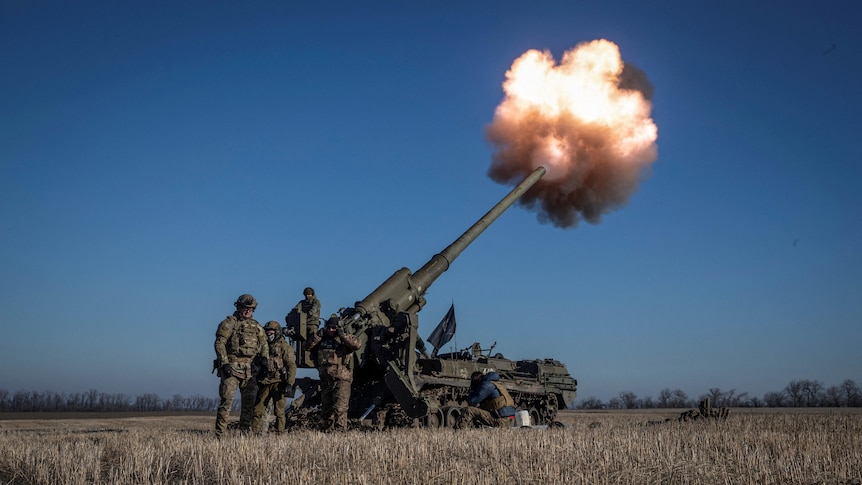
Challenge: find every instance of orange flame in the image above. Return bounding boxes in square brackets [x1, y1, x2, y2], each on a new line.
[487, 39, 658, 227]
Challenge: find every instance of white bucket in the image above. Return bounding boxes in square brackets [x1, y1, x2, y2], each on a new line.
[513, 410, 531, 428]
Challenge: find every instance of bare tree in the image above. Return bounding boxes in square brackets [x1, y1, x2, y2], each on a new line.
[187, 394, 218, 411]
[705, 388, 723, 407]
[672, 389, 692, 408]
[618, 391, 639, 409]
[801, 380, 824, 407]
[723, 389, 748, 407]
[764, 391, 787, 407]
[11, 390, 34, 411]
[657, 388, 672, 408]
[85, 389, 99, 411]
[66, 392, 83, 410]
[656, 389, 690, 408]
[784, 380, 805, 406]
[824, 386, 844, 407]
[841, 379, 861, 407]
[134, 393, 162, 411]
[167, 394, 185, 411]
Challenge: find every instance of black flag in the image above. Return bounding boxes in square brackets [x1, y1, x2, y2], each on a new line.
[427, 304, 456, 356]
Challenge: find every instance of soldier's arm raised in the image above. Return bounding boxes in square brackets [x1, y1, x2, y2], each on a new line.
[341, 333, 361, 352]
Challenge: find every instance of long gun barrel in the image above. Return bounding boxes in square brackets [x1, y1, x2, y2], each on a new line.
[352, 166, 546, 321]
[313, 166, 548, 421]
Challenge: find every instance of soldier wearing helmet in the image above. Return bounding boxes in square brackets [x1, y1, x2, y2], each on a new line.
[284, 287, 322, 367]
[306, 314, 361, 432]
[213, 293, 269, 437]
[252, 320, 297, 434]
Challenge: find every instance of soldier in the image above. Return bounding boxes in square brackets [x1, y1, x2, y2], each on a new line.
[295, 287, 321, 335]
[455, 371, 516, 429]
[213, 293, 269, 437]
[285, 287, 322, 367]
[252, 321, 297, 434]
[306, 315, 361, 432]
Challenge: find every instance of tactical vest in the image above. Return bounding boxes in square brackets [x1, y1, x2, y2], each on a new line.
[316, 338, 353, 369]
[256, 339, 290, 384]
[299, 298, 319, 325]
[299, 299, 315, 315]
[479, 381, 515, 414]
[229, 319, 263, 358]
[269, 341, 285, 371]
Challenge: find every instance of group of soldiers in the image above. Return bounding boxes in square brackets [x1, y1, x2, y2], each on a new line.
[214, 290, 523, 437]
[213, 288, 359, 437]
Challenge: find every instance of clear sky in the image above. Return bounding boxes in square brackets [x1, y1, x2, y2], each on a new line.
[2, 1, 860, 404]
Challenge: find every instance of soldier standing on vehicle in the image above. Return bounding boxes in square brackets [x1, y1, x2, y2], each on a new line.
[306, 315, 361, 432]
[455, 371, 517, 429]
[213, 294, 269, 437]
[297, 287, 321, 334]
[285, 287, 321, 367]
[252, 320, 297, 434]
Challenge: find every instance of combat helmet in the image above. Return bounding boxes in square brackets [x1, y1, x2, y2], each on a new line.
[264, 320, 281, 332]
[234, 293, 258, 309]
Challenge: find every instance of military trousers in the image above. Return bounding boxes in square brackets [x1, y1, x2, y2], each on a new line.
[319, 375, 352, 431]
[455, 406, 513, 429]
[252, 382, 288, 433]
[215, 374, 258, 436]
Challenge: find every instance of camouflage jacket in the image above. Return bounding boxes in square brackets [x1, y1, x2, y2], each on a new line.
[258, 336, 297, 386]
[294, 296, 321, 329]
[214, 314, 269, 378]
[306, 331, 361, 381]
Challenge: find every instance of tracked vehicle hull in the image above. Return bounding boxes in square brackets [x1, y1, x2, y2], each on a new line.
[286, 350, 577, 429]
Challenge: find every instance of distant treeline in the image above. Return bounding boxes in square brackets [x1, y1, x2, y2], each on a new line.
[0, 389, 219, 413]
[575, 378, 862, 410]
[3, 378, 860, 413]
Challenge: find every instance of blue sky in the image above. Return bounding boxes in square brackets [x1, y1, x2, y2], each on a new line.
[1, 1, 860, 404]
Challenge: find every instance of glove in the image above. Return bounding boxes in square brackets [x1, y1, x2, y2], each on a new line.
[221, 363, 233, 377]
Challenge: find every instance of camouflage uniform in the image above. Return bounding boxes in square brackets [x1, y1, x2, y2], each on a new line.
[295, 293, 321, 337]
[306, 321, 361, 431]
[252, 322, 297, 433]
[214, 296, 269, 437]
[455, 372, 516, 429]
[285, 289, 321, 367]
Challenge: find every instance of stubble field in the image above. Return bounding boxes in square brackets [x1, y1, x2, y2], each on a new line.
[1, 408, 860, 484]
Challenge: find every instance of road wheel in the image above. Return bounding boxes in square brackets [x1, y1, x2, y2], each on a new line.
[425, 408, 444, 428]
[529, 407, 541, 426]
[443, 406, 462, 428]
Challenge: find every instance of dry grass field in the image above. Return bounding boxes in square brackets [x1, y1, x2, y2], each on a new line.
[1, 408, 860, 484]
